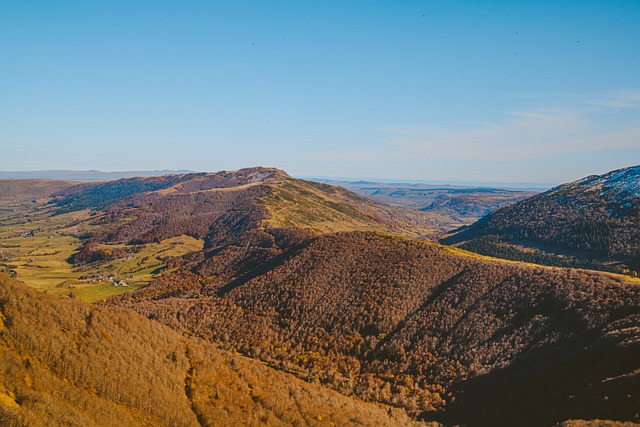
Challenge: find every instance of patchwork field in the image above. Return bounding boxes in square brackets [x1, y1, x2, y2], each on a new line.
[0, 199, 203, 302]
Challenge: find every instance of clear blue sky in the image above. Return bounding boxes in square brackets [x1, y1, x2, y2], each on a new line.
[1, 1, 639, 184]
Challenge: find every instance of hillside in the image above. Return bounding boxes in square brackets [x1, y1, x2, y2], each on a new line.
[0, 179, 76, 204]
[0, 168, 420, 301]
[108, 232, 640, 426]
[50, 167, 421, 241]
[442, 165, 640, 274]
[0, 273, 428, 427]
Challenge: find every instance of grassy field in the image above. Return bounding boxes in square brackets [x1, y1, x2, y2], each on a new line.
[0, 200, 203, 302]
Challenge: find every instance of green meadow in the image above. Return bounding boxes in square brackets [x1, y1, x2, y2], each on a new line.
[0, 200, 203, 302]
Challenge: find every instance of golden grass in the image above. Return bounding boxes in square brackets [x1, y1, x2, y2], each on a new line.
[440, 244, 640, 285]
[259, 178, 392, 235]
[0, 390, 19, 409]
[0, 179, 75, 203]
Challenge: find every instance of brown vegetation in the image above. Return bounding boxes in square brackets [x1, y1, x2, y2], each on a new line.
[3, 167, 639, 426]
[107, 232, 640, 426]
[0, 274, 430, 427]
[442, 166, 640, 274]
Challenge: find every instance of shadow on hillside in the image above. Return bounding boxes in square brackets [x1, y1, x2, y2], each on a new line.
[422, 327, 639, 427]
[215, 240, 314, 296]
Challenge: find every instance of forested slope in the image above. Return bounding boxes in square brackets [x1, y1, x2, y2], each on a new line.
[442, 165, 640, 274]
[3, 167, 639, 426]
[0, 274, 428, 427]
[51, 167, 411, 247]
[107, 232, 640, 426]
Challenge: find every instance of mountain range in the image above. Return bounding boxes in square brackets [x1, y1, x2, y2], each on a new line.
[0, 166, 638, 426]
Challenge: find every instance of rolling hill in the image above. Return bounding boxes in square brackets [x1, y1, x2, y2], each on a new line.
[442, 165, 640, 275]
[50, 167, 415, 239]
[0, 179, 76, 204]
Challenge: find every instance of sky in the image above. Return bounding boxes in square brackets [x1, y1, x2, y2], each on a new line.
[1, 1, 639, 185]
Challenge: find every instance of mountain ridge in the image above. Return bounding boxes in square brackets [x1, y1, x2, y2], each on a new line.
[441, 165, 640, 274]
[0, 169, 196, 181]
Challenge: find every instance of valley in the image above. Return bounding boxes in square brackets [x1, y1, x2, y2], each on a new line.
[321, 179, 541, 235]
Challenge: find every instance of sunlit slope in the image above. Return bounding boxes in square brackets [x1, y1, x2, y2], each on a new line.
[259, 176, 399, 234]
[0, 179, 75, 204]
[51, 167, 424, 242]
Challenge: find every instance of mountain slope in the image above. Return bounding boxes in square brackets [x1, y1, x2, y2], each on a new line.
[51, 167, 412, 244]
[442, 165, 640, 274]
[0, 167, 415, 302]
[0, 274, 428, 427]
[108, 232, 640, 426]
[2, 167, 639, 426]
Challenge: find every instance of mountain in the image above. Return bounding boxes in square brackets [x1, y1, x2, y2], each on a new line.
[105, 231, 640, 426]
[50, 167, 411, 238]
[442, 165, 640, 274]
[45, 167, 438, 284]
[0, 273, 428, 427]
[0, 167, 425, 301]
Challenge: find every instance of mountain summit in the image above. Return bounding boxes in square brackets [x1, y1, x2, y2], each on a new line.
[553, 164, 640, 204]
[51, 166, 411, 244]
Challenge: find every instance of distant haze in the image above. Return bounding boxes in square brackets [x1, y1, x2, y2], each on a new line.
[0, 169, 552, 189]
[304, 176, 553, 191]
